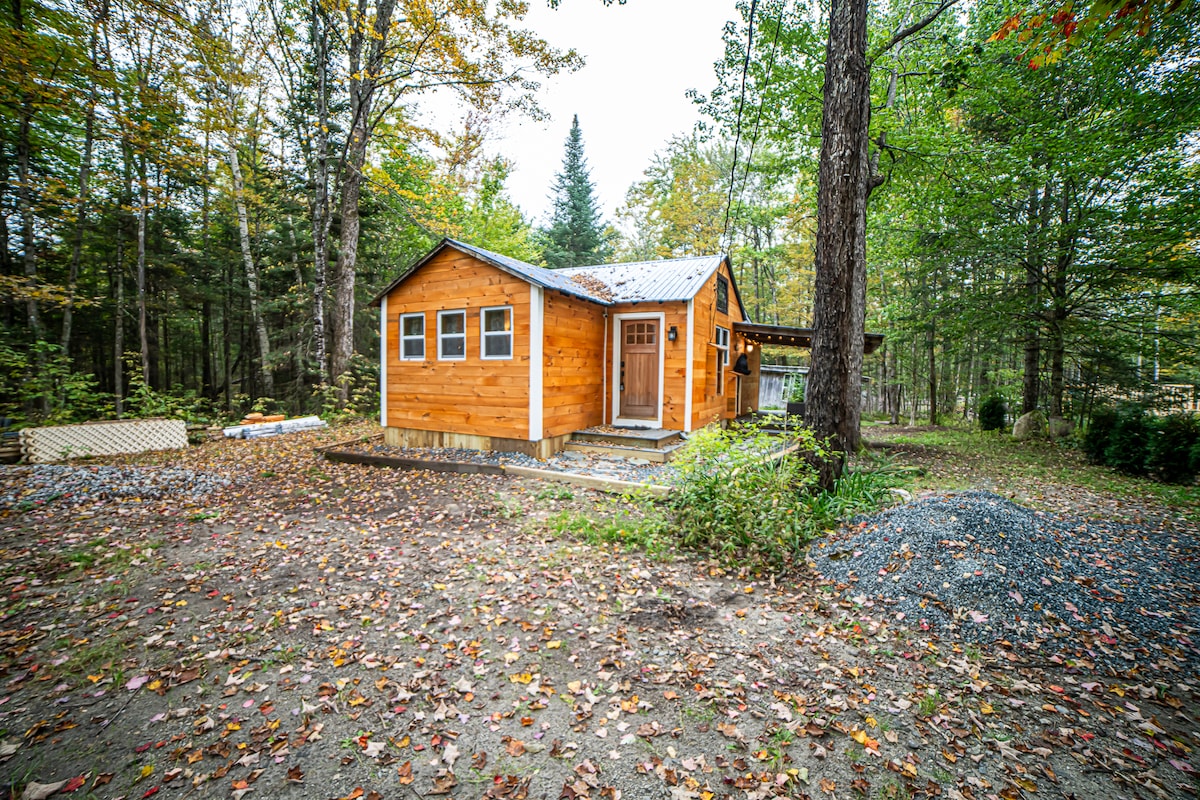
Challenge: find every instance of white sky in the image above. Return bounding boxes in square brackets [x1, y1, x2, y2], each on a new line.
[478, 1, 739, 226]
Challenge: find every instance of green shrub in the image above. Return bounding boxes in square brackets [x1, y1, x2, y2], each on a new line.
[978, 394, 1007, 432]
[669, 422, 829, 569]
[1104, 404, 1150, 475]
[0, 340, 111, 425]
[315, 353, 379, 424]
[1082, 406, 1117, 464]
[1147, 413, 1200, 484]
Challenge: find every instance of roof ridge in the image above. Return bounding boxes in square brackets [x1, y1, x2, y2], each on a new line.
[561, 253, 724, 273]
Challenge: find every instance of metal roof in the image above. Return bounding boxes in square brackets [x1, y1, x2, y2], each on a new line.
[370, 239, 734, 309]
[559, 255, 726, 304]
[444, 240, 613, 304]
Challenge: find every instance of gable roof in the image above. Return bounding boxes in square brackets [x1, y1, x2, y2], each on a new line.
[371, 239, 745, 316]
[370, 238, 612, 306]
[559, 255, 727, 304]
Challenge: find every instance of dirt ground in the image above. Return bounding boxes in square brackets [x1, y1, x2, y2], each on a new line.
[0, 424, 1197, 800]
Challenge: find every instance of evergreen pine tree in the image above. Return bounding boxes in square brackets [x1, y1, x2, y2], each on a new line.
[543, 115, 612, 268]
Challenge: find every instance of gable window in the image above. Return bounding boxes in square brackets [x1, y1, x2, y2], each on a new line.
[716, 275, 729, 314]
[715, 326, 730, 395]
[438, 310, 466, 360]
[400, 313, 425, 360]
[481, 306, 513, 359]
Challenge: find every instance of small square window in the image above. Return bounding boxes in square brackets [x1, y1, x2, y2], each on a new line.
[400, 313, 425, 360]
[438, 310, 466, 360]
[481, 306, 513, 359]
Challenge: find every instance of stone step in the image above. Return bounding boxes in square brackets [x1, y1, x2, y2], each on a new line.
[561, 440, 685, 463]
[570, 429, 683, 450]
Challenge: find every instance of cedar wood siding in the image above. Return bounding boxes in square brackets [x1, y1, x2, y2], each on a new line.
[690, 260, 747, 430]
[383, 250, 530, 439]
[607, 301, 690, 429]
[541, 292, 606, 438]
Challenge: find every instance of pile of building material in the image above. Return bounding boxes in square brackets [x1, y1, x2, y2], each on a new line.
[222, 415, 326, 440]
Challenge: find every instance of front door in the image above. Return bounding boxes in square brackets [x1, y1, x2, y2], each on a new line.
[619, 319, 659, 419]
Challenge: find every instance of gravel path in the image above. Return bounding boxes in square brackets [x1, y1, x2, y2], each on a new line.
[0, 464, 236, 510]
[811, 490, 1200, 673]
[359, 442, 677, 483]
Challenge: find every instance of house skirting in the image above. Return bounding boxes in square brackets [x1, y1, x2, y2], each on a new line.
[383, 427, 573, 460]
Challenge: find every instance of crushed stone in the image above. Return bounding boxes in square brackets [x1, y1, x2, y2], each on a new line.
[0, 464, 236, 510]
[810, 490, 1200, 673]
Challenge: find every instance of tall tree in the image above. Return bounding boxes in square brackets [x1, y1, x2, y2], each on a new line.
[806, 0, 956, 484]
[325, 0, 580, 395]
[543, 115, 611, 268]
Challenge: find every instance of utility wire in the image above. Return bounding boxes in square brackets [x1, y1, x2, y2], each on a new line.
[720, 0, 759, 254]
[728, 0, 786, 248]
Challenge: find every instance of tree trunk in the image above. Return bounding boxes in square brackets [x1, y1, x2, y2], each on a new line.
[806, 0, 871, 487]
[62, 18, 100, 355]
[309, 0, 330, 383]
[1021, 183, 1045, 415]
[927, 317, 937, 426]
[1048, 186, 1073, 418]
[228, 142, 275, 399]
[137, 152, 150, 385]
[330, 0, 397, 397]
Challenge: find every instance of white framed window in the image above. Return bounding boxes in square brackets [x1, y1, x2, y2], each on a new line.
[481, 306, 513, 359]
[715, 326, 730, 395]
[400, 313, 425, 360]
[437, 310, 467, 360]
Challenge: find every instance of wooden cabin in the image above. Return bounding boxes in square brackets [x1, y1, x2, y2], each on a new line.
[371, 239, 879, 458]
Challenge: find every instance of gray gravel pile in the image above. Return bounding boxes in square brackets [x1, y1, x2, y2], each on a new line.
[811, 491, 1200, 672]
[0, 464, 235, 510]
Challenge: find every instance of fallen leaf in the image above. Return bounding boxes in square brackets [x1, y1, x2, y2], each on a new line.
[20, 780, 67, 800]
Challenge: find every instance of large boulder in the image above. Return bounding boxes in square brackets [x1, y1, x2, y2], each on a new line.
[1013, 410, 1047, 440]
[1048, 416, 1075, 440]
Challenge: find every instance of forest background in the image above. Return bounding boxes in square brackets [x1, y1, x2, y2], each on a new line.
[0, 0, 1197, 433]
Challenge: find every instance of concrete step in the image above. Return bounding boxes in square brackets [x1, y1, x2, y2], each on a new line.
[570, 429, 683, 450]
[561, 440, 685, 463]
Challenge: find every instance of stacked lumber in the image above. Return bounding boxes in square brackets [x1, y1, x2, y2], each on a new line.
[222, 415, 327, 440]
[239, 413, 287, 426]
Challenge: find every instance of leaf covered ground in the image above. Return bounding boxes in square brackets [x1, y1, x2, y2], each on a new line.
[0, 423, 1197, 800]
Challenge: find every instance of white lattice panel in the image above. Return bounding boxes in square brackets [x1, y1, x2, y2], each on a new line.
[21, 419, 188, 463]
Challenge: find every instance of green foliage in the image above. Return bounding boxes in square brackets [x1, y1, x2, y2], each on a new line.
[1146, 413, 1200, 485]
[1104, 404, 1151, 476]
[543, 115, 612, 268]
[546, 501, 671, 557]
[668, 423, 829, 569]
[978, 395, 1007, 432]
[314, 353, 378, 424]
[1082, 406, 1118, 464]
[0, 340, 109, 425]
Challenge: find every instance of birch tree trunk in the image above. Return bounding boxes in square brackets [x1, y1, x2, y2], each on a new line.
[228, 142, 275, 399]
[137, 152, 150, 384]
[310, 0, 330, 382]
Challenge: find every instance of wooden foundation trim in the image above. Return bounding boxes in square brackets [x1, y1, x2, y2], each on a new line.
[319, 449, 671, 496]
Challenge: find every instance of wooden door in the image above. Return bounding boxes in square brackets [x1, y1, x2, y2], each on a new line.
[620, 319, 659, 419]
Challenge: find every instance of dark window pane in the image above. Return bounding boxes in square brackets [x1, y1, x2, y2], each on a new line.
[403, 339, 424, 358]
[484, 309, 509, 332]
[442, 336, 465, 357]
[484, 335, 511, 357]
[442, 313, 465, 335]
[402, 315, 424, 337]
